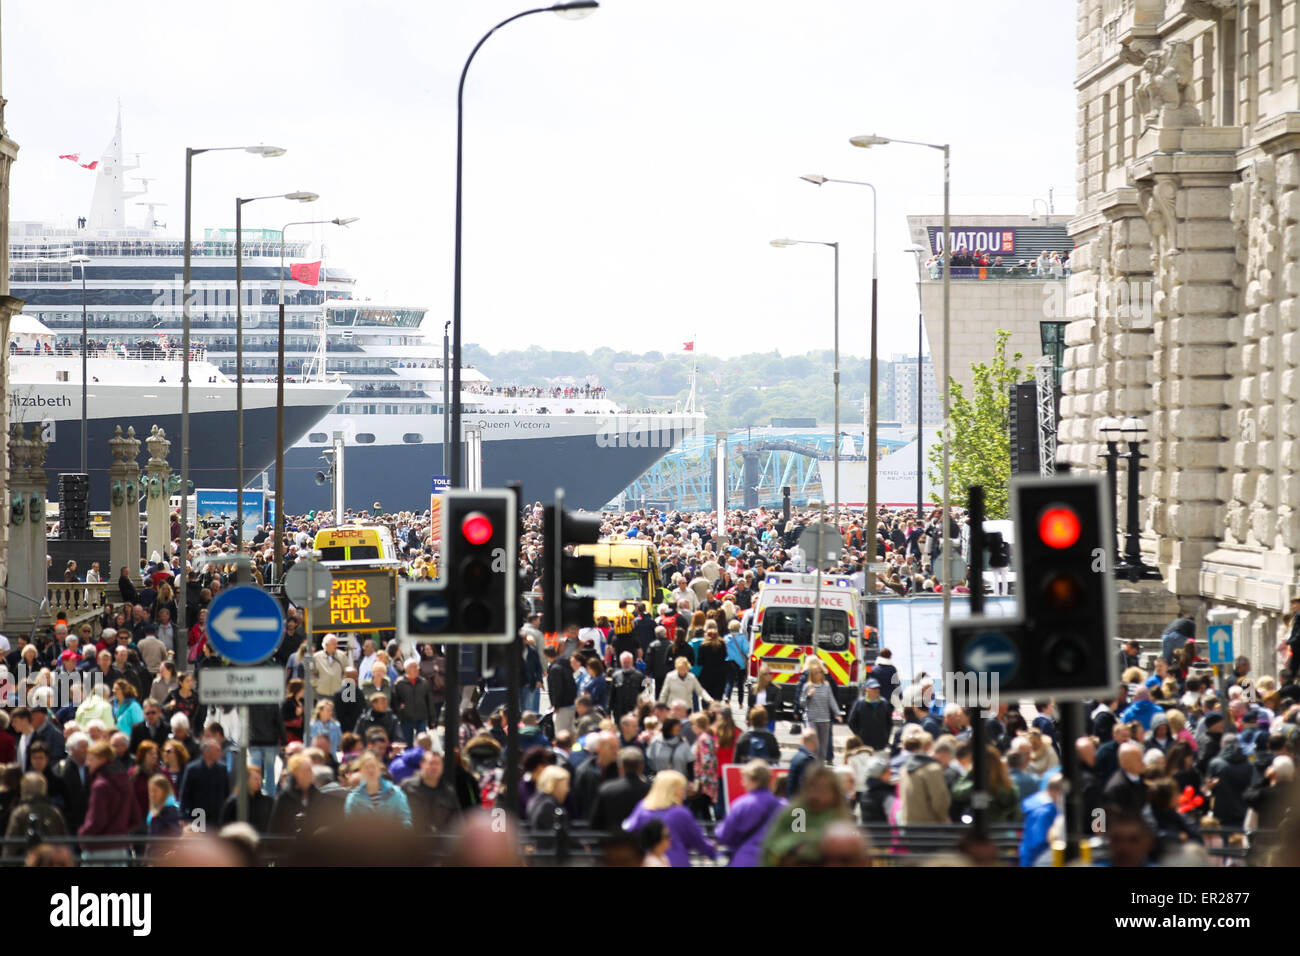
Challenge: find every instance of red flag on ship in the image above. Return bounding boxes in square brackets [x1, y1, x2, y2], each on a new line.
[289, 261, 322, 286]
[58, 154, 98, 169]
[682, 341, 694, 351]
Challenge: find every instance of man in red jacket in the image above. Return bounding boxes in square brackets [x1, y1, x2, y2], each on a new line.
[78, 740, 142, 862]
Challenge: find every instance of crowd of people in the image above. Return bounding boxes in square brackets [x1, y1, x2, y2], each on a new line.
[925, 248, 1071, 279]
[1, 499, 1296, 868]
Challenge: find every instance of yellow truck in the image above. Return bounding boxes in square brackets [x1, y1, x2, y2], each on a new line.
[570, 539, 667, 625]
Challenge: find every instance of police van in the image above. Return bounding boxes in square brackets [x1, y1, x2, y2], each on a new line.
[747, 572, 875, 718]
[313, 524, 401, 568]
[310, 524, 401, 648]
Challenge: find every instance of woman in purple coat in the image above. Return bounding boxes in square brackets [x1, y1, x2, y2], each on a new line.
[715, 760, 786, 866]
[622, 770, 716, 867]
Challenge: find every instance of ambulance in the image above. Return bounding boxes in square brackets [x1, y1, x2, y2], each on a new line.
[747, 572, 876, 719]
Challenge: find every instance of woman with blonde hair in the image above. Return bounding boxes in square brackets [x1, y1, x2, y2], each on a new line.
[622, 770, 716, 866]
[658, 657, 711, 709]
[1025, 728, 1059, 776]
[748, 665, 777, 727]
[526, 764, 571, 833]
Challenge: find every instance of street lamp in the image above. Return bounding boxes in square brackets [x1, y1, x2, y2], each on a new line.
[851, 131, 952, 624]
[449, 1, 599, 492]
[771, 238, 840, 527]
[1117, 416, 1158, 582]
[273, 216, 358, 580]
[905, 246, 927, 521]
[180, 144, 284, 637]
[69, 254, 90, 474]
[235, 192, 318, 573]
[800, 174, 878, 552]
[1096, 416, 1123, 569]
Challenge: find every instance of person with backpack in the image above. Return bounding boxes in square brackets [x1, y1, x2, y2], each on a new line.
[610, 652, 649, 720]
[847, 678, 893, 751]
[4, 772, 66, 845]
[735, 707, 781, 764]
[646, 626, 674, 698]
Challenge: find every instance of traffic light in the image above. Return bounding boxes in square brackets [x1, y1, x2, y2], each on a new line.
[439, 489, 517, 641]
[1010, 474, 1115, 697]
[542, 488, 603, 633]
[946, 475, 1115, 701]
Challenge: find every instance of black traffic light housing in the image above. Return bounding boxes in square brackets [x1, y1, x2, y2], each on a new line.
[946, 475, 1116, 701]
[440, 489, 517, 641]
[542, 488, 603, 633]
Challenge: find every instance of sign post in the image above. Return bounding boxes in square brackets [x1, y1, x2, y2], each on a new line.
[285, 554, 332, 745]
[204, 583, 285, 825]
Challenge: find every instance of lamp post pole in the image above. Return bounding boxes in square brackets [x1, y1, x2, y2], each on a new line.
[799, 175, 877, 547]
[850, 133, 950, 623]
[237, 193, 318, 580]
[180, 143, 285, 630]
[75, 257, 89, 474]
[450, 1, 599, 491]
[770, 238, 840, 526]
[274, 216, 355, 577]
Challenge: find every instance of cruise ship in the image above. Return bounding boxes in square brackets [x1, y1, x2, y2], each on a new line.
[10, 117, 702, 513]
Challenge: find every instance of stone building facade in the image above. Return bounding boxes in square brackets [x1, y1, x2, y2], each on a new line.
[1061, 0, 1300, 671]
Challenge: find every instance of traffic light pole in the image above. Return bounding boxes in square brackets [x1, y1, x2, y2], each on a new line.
[967, 485, 988, 839]
[502, 482, 523, 815]
[1060, 700, 1085, 863]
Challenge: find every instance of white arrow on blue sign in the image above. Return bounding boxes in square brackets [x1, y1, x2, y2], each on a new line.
[1207, 624, 1234, 665]
[962, 630, 1020, 683]
[206, 586, 285, 665]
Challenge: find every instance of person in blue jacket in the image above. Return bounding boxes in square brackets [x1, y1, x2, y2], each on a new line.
[344, 751, 412, 828]
[723, 621, 748, 705]
[1019, 773, 1064, 867]
[1119, 686, 1161, 731]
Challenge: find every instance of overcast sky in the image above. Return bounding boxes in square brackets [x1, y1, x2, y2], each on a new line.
[4, 0, 1076, 361]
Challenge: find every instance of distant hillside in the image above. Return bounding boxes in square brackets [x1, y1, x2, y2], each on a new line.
[462, 344, 897, 432]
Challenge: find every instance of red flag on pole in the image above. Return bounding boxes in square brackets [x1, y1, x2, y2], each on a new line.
[58, 153, 80, 162]
[682, 341, 695, 352]
[80, 161, 98, 170]
[289, 261, 322, 286]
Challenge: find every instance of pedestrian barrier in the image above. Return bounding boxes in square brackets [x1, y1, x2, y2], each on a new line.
[1, 823, 1277, 867]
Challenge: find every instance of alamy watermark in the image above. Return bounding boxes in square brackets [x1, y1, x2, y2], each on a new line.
[1041, 279, 1153, 328]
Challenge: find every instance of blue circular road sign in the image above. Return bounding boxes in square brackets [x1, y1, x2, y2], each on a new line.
[961, 630, 1020, 684]
[206, 586, 285, 665]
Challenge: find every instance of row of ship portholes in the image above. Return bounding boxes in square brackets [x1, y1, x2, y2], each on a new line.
[309, 432, 425, 445]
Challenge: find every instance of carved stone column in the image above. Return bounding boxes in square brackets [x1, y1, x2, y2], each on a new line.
[1132, 126, 1243, 600]
[144, 426, 172, 563]
[7, 424, 47, 625]
[107, 425, 142, 584]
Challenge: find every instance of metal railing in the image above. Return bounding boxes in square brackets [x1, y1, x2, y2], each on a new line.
[0, 821, 1276, 867]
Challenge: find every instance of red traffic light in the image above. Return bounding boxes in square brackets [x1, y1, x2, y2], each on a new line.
[1038, 506, 1081, 549]
[460, 511, 494, 545]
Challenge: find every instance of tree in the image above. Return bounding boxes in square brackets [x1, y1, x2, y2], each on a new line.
[926, 329, 1035, 519]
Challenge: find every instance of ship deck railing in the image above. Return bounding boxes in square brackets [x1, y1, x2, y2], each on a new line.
[12, 344, 209, 364]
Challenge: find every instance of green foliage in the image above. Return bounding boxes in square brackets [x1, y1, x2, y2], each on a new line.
[462, 343, 895, 432]
[925, 329, 1036, 519]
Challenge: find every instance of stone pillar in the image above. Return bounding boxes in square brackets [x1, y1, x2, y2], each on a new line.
[7, 423, 47, 624]
[0, 81, 22, 628]
[1131, 126, 1243, 601]
[144, 426, 172, 563]
[107, 425, 142, 584]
